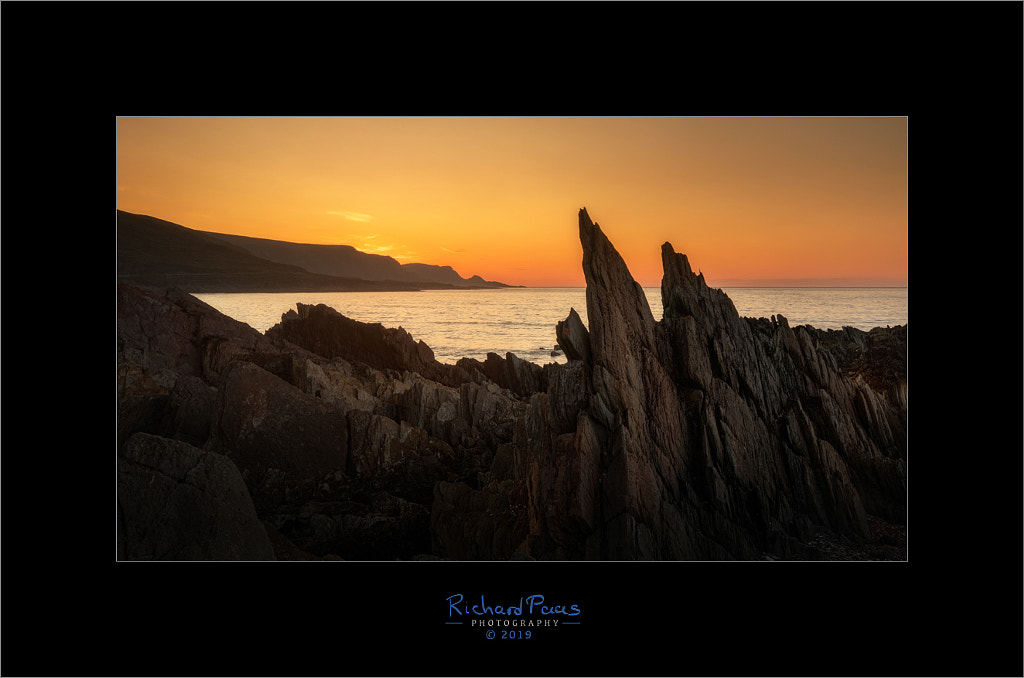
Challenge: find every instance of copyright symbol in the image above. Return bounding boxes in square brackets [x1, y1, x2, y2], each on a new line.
[486, 630, 495, 639]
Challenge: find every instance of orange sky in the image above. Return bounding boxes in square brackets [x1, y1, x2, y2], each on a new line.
[116, 116, 907, 288]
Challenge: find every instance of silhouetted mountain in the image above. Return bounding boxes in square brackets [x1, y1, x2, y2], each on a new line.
[116, 210, 514, 292]
[202, 232, 513, 288]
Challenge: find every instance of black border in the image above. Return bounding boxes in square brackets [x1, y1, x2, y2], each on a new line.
[8, 1, 1023, 676]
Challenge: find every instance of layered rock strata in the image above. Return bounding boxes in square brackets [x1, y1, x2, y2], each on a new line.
[116, 208, 906, 560]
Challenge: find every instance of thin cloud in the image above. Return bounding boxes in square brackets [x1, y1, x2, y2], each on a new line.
[327, 210, 374, 223]
[359, 240, 418, 261]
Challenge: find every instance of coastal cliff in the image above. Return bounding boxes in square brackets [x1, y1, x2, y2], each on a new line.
[116, 210, 513, 292]
[116, 208, 907, 560]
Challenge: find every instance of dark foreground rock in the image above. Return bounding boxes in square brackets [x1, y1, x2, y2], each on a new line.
[116, 208, 906, 560]
[118, 432, 275, 560]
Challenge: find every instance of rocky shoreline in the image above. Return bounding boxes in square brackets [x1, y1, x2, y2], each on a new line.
[117, 208, 907, 561]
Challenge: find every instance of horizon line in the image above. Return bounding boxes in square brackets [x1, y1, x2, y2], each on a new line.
[116, 209, 906, 290]
[491, 284, 909, 289]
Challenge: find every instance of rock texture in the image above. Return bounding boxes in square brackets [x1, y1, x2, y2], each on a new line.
[118, 432, 275, 560]
[116, 207, 907, 560]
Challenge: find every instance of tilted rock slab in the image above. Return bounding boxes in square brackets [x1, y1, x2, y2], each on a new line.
[118, 432, 275, 560]
[117, 205, 905, 561]
[432, 208, 907, 560]
[117, 283, 525, 559]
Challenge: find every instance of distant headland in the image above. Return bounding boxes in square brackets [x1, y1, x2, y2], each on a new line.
[117, 206, 907, 562]
[115, 209, 519, 293]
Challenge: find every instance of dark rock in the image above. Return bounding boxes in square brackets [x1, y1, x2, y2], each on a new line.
[556, 307, 591, 363]
[265, 494, 431, 560]
[115, 205, 906, 561]
[432, 208, 906, 560]
[208, 360, 350, 513]
[117, 283, 280, 385]
[346, 409, 457, 505]
[265, 302, 480, 389]
[456, 352, 543, 398]
[262, 521, 337, 560]
[116, 281, 525, 560]
[431, 480, 527, 560]
[118, 432, 275, 560]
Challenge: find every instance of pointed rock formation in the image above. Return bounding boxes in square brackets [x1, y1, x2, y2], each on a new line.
[555, 307, 591, 363]
[116, 207, 906, 561]
[434, 208, 906, 559]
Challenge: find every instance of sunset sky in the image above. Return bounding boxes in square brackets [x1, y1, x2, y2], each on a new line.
[116, 116, 907, 288]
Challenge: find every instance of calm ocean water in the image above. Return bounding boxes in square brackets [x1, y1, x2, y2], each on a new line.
[195, 287, 908, 366]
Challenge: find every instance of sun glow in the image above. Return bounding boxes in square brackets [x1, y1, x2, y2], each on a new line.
[116, 116, 907, 288]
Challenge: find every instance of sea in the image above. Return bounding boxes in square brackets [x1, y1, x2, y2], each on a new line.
[195, 287, 908, 367]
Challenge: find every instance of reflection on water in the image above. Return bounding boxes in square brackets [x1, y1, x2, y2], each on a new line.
[195, 287, 907, 366]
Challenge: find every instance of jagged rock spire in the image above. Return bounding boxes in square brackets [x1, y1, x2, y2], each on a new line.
[118, 207, 907, 563]
[578, 207, 659, 363]
[559, 208, 902, 558]
[661, 240, 740, 327]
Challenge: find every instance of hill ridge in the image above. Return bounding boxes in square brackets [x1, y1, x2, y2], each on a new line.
[116, 210, 515, 292]
[203, 229, 511, 288]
